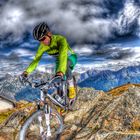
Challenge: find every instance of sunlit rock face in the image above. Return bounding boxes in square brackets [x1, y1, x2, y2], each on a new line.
[0, 98, 14, 111]
[62, 84, 140, 140]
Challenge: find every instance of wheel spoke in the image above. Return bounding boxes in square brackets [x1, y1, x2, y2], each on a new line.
[19, 109, 63, 140]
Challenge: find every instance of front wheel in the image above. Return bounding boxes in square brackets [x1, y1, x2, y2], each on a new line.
[19, 108, 63, 140]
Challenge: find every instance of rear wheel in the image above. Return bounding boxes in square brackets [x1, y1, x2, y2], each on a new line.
[19, 109, 63, 140]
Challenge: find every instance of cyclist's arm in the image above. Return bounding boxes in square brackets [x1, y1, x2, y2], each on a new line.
[25, 44, 44, 74]
[56, 36, 68, 75]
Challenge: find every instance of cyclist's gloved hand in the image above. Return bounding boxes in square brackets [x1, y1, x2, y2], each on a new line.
[19, 71, 28, 84]
[51, 72, 64, 86]
[21, 71, 28, 78]
[55, 72, 63, 77]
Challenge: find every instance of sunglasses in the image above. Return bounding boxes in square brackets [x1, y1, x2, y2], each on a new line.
[39, 36, 46, 41]
[39, 34, 51, 42]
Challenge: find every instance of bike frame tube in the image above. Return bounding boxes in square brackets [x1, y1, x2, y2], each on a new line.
[46, 94, 67, 109]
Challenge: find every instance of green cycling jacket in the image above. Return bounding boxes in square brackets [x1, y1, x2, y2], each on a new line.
[25, 34, 77, 74]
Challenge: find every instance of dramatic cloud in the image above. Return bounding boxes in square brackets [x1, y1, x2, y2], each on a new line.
[0, 5, 26, 38]
[116, 0, 140, 36]
[73, 44, 95, 56]
[0, 0, 139, 44]
[0, 0, 140, 74]
[92, 45, 134, 60]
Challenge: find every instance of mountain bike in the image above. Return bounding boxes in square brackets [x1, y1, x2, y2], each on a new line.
[19, 75, 77, 140]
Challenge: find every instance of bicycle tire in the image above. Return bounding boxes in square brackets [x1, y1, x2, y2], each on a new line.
[19, 108, 63, 140]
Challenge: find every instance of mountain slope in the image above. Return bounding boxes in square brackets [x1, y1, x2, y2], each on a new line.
[78, 65, 140, 91]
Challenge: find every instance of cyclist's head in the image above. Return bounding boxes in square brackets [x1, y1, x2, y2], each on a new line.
[33, 22, 50, 41]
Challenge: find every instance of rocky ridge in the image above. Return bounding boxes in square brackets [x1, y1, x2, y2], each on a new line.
[0, 84, 140, 140]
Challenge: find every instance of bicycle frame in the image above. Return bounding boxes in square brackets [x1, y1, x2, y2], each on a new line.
[19, 75, 77, 140]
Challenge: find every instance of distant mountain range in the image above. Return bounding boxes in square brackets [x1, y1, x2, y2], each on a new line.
[78, 65, 140, 91]
[0, 72, 51, 102]
[1, 65, 140, 102]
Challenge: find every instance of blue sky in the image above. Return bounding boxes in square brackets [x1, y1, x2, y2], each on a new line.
[0, 0, 140, 74]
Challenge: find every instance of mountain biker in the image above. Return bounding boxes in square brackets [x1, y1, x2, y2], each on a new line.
[21, 22, 77, 113]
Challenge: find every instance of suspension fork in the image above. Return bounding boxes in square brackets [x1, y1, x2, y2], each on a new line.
[37, 90, 45, 136]
[41, 90, 51, 137]
[45, 104, 51, 137]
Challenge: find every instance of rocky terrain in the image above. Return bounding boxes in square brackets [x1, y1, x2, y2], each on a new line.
[0, 83, 140, 140]
[62, 84, 140, 140]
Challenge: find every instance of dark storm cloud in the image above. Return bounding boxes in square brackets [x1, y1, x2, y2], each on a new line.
[88, 44, 134, 60]
[73, 43, 135, 62]
[0, 0, 9, 7]
[105, 48, 134, 60]
[0, 0, 140, 44]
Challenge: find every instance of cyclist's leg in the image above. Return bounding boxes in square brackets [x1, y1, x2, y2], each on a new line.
[55, 60, 72, 115]
[66, 59, 76, 99]
[66, 60, 73, 80]
[54, 59, 68, 115]
[55, 55, 77, 114]
[55, 60, 75, 115]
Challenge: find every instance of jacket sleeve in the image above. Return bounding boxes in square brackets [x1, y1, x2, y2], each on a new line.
[56, 36, 68, 74]
[25, 44, 44, 74]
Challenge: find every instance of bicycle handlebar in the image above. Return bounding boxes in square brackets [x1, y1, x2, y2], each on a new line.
[19, 75, 64, 89]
